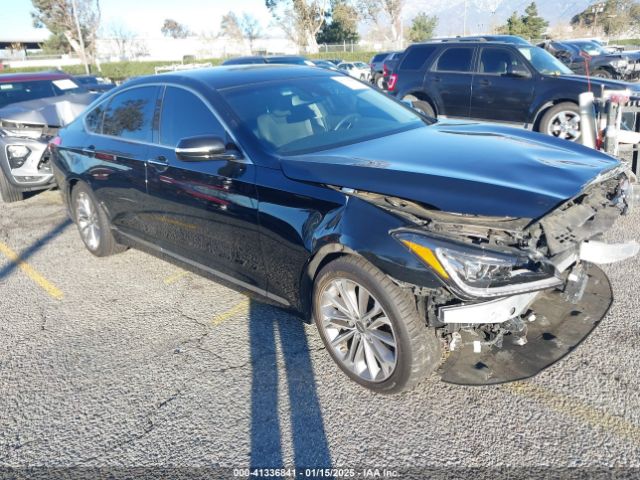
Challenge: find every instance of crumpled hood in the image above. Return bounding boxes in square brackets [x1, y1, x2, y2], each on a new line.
[280, 122, 620, 219]
[0, 93, 99, 128]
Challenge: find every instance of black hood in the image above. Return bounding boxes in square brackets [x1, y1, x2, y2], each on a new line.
[280, 122, 620, 219]
[550, 74, 640, 93]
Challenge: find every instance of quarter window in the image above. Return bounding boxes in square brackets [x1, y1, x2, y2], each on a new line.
[85, 105, 105, 133]
[400, 45, 438, 70]
[159, 87, 225, 147]
[434, 47, 474, 72]
[102, 86, 159, 142]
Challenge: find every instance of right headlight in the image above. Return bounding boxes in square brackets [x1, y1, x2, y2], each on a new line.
[6, 145, 31, 169]
[395, 232, 562, 298]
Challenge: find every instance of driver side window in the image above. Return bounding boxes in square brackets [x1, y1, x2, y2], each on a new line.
[478, 48, 528, 76]
[159, 86, 225, 147]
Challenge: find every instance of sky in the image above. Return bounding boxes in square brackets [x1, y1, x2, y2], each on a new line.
[0, 0, 275, 39]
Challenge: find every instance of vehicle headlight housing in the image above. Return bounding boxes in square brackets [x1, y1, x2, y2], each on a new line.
[395, 232, 562, 298]
[6, 145, 31, 169]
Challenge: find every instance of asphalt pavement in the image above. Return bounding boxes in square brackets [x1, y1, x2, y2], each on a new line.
[1, 189, 640, 478]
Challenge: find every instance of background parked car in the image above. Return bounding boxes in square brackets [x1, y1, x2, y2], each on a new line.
[0, 72, 98, 202]
[538, 40, 639, 80]
[73, 75, 115, 93]
[369, 51, 395, 89]
[389, 40, 640, 142]
[337, 61, 370, 80]
[312, 59, 339, 71]
[222, 55, 314, 66]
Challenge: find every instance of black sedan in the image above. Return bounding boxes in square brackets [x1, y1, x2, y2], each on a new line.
[51, 65, 638, 392]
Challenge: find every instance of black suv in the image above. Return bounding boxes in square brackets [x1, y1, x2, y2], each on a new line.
[389, 40, 640, 141]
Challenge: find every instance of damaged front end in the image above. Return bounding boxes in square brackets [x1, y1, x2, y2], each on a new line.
[344, 165, 639, 385]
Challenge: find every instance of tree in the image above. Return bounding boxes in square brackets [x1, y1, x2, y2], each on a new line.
[31, 0, 101, 73]
[241, 14, 262, 52]
[317, 0, 359, 44]
[407, 12, 437, 42]
[572, 0, 640, 37]
[108, 21, 134, 59]
[39, 32, 73, 54]
[522, 2, 548, 39]
[496, 2, 548, 39]
[219, 12, 244, 42]
[265, 0, 329, 52]
[161, 18, 190, 38]
[357, 0, 405, 47]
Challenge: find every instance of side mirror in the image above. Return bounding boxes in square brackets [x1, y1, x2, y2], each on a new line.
[505, 69, 531, 79]
[175, 135, 241, 162]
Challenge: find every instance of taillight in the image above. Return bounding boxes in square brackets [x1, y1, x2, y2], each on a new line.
[383, 64, 388, 76]
[387, 73, 398, 91]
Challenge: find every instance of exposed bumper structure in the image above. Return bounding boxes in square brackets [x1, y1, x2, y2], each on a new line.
[439, 292, 539, 325]
[439, 264, 613, 385]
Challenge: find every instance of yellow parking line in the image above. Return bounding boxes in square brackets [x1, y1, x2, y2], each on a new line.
[502, 381, 640, 444]
[0, 242, 64, 300]
[211, 299, 249, 326]
[164, 270, 189, 285]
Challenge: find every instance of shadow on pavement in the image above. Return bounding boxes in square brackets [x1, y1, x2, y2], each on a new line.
[249, 300, 333, 473]
[0, 218, 72, 281]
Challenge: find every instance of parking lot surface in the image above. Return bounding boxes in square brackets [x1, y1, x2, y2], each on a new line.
[1, 190, 640, 475]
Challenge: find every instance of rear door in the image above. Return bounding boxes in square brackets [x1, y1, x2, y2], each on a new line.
[83, 85, 160, 235]
[470, 46, 535, 124]
[144, 85, 266, 291]
[426, 46, 475, 118]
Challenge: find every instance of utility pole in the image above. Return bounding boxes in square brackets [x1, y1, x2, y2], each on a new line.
[71, 0, 90, 74]
[463, 0, 468, 36]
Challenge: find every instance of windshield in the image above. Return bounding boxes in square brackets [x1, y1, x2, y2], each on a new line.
[518, 46, 574, 75]
[570, 41, 607, 56]
[0, 78, 85, 109]
[220, 75, 425, 155]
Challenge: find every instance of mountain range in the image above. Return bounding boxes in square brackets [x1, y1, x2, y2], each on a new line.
[405, 0, 596, 36]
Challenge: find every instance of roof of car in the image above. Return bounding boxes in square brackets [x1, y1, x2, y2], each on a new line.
[126, 64, 332, 91]
[0, 71, 72, 83]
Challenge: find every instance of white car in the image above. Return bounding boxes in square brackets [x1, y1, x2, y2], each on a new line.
[337, 62, 371, 81]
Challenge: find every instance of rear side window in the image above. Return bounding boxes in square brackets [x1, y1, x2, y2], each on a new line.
[159, 86, 225, 147]
[400, 45, 438, 70]
[434, 47, 475, 72]
[102, 86, 159, 142]
[372, 53, 388, 62]
[85, 105, 105, 133]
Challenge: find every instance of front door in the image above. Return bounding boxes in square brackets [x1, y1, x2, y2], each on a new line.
[144, 86, 266, 292]
[470, 47, 535, 124]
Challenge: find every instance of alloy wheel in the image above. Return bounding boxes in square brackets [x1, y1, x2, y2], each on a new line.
[319, 278, 397, 382]
[547, 110, 581, 141]
[75, 191, 101, 251]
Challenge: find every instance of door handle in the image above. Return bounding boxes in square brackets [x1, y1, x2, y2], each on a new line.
[432, 77, 442, 83]
[147, 156, 168, 167]
[479, 79, 491, 86]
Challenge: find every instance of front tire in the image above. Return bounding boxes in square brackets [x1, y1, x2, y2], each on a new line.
[0, 170, 24, 203]
[592, 69, 612, 79]
[313, 255, 441, 394]
[71, 182, 126, 257]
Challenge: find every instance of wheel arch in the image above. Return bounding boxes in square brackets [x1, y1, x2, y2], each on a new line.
[532, 98, 578, 131]
[402, 91, 437, 115]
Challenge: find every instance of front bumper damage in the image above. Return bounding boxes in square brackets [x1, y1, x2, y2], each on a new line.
[439, 263, 612, 385]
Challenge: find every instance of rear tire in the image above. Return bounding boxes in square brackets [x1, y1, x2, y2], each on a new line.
[71, 182, 127, 257]
[403, 95, 436, 118]
[313, 255, 441, 394]
[375, 74, 386, 89]
[539, 102, 581, 142]
[0, 170, 24, 203]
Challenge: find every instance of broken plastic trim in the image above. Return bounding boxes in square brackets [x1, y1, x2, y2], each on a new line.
[579, 240, 640, 264]
[438, 291, 539, 324]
